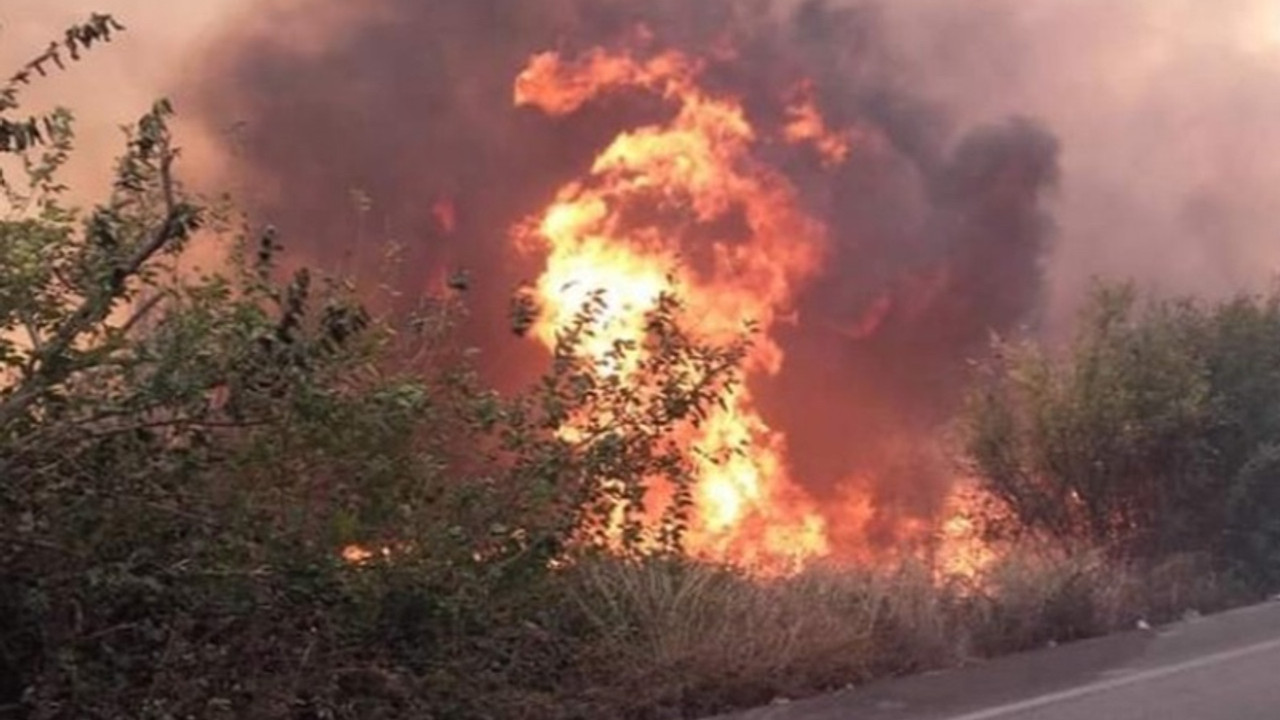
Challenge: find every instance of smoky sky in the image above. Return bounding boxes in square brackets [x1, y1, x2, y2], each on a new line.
[9, 0, 1280, 550]
[12, 0, 1280, 314]
[177, 0, 1061, 547]
[877, 0, 1280, 335]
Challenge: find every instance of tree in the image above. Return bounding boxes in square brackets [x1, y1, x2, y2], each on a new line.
[1, 16, 748, 717]
[963, 281, 1280, 589]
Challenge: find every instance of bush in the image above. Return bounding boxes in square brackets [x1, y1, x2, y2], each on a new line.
[5, 16, 1271, 720]
[0, 18, 747, 718]
[963, 280, 1280, 589]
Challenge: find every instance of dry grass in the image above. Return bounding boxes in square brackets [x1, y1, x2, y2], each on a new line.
[963, 544, 1245, 655]
[562, 559, 959, 717]
[551, 546, 1252, 719]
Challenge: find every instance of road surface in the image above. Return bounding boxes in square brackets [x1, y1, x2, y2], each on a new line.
[714, 600, 1280, 720]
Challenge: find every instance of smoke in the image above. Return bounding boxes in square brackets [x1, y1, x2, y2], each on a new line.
[173, 0, 1066, 550]
[876, 0, 1280, 333]
[9, 0, 1280, 554]
[0, 0, 249, 200]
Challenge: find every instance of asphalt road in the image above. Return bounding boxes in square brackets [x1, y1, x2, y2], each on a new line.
[715, 600, 1280, 720]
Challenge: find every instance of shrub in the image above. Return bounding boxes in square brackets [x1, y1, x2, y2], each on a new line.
[0, 18, 747, 718]
[5, 15, 1270, 720]
[963, 280, 1280, 589]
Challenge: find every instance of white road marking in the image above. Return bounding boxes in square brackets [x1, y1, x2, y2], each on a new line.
[943, 635, 1280, 720]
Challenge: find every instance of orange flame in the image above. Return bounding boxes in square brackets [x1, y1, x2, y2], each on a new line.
[341, 544, 378, 565]
[934, 481, 1000, 583]
[783, 80, 851, 168]
[514, 47, 836, 571]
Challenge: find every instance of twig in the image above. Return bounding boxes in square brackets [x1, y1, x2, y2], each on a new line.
[118, 291, 167, 336]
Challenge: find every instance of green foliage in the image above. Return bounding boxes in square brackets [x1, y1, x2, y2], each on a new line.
[10, 16, 1261, 720]
[963, 280, 1280, 589]
[0, 18, 750, 717]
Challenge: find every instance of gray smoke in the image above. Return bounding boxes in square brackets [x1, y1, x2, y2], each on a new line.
[877, 0, 1280, 334]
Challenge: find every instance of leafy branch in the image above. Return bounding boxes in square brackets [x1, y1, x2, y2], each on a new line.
[0, 101, 200, 431]
[1, 13, 125, 152]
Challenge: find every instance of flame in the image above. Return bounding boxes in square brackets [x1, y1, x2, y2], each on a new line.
[342, 544, 379, 565]
[934, 482, 1000, 583]
[783, 80, 851, 167]
[513, 46, 835, 570]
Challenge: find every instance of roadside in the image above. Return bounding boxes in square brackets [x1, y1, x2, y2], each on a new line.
[711, 598, 1280, 720]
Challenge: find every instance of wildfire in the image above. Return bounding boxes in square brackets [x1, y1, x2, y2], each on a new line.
[783, 80, 851, 167]
[513, 44, 842, 570]
[341, 544, 387, 565]
[934, 481, 1001, 583]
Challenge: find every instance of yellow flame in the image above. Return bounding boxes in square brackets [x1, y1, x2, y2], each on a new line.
[514, 47, 837, 570]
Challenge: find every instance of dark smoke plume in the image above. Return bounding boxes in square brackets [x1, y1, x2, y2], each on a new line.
[189, 0, 1059, 552]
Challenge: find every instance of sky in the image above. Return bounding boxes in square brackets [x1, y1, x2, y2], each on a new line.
[879, 0, 1280, 331]
[0, 0, 249, 198]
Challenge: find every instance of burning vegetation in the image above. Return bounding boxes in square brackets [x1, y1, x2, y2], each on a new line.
[513, 45, 831, 568]
[193, 0, 1059, 572]
[8, 6, 1280, 720]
